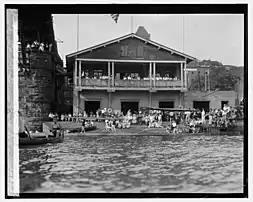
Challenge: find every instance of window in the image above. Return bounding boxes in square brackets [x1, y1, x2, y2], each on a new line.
[137, 45, 144, 58]
[221, 101, 229, 109]
[120, 45, 128, 57]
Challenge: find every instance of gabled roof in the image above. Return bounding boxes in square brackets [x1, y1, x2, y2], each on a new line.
[66, 33, 197, 61]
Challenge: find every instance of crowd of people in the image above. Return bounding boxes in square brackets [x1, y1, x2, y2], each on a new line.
[80, 72, 179, 81]
[48, 103, 243, 134]
[19, 40, 53, 73]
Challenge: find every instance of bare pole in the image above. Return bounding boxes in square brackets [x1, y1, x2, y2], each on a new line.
[76, 14, 80, 113]
[131, 15, 134, 33]
[77, 14, 79, 52]
[182, 15, 185, 53]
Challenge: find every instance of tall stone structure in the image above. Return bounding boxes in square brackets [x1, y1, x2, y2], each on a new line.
[18, 10, 62, 132]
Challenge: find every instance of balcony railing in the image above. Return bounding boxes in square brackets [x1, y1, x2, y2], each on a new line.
[81, 78, 109, 87]
[155, 80, 181, 88]
[114, 79, 151, 88]
[80, 78, 184, 89]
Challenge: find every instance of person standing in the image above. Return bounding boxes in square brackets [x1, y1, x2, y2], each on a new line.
[81, 119, 86, 133]
[201, 109, 205, 124]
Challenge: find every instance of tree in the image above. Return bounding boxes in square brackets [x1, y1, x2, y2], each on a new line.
[188, 60, 241, 91]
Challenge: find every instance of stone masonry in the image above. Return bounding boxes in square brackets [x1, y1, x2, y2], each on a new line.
[19, 52, 55, 132]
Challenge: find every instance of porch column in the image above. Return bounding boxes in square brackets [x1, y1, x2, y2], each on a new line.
[184, 62, 187, 88]
[73, 90, 79, 114]
[77, 91, 80, 113]
[149, 92, 152, 107]
[112, 61, 115, 87]
[108, 92, 112, 108]
[108, 61, 111, 88]
[179, 92, 182, 107]
[153, 62, 156, 88]
[149, 63, 152, 88]
[74, 60, 77, 86]
[79, 61, 82, 86]
[180, 62, 183, 87]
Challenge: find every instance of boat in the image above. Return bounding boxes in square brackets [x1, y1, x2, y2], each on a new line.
[19, 130, 65, 146]
[85, 125, 97, 132]
[67, 125, 97, 133]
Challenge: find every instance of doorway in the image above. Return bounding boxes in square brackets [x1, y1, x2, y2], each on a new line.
[85, 101, 100, 116]
[159, 101, 174, 108]
[121, 101, 139, 115]
[193, 101, 210, 112]
[221, 101, 229, 109]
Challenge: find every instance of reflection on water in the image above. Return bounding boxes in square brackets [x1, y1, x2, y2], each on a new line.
[19, 135, 243, 193]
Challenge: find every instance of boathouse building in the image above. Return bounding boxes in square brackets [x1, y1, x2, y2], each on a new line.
[66, 27, 197, 115]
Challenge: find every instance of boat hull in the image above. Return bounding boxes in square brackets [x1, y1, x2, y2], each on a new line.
[19, 131, 64, 146]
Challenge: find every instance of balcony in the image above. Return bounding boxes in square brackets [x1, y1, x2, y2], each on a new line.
[155, 80, 181, 88]
[114, 79, 151, 88]
[78, 78, 185, 91]
[81, 78, 109, 88]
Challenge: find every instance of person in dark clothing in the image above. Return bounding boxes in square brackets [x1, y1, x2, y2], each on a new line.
[51, 117, 62, 137]
[81, 119, 86, 133]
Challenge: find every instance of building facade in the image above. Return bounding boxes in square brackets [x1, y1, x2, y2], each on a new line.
[66, 27, 196, 115]
[184, 90, 238, 112]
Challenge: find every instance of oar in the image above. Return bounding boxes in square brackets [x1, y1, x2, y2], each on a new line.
[24, 125, 32, 140]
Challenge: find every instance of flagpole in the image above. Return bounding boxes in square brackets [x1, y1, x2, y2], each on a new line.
[131, 16, 134, 33]
[182, 15, 185, 53]
[77, 14, 79, 52]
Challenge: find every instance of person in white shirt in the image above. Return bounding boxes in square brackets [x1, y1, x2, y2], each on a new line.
[201, 109, 205, 123]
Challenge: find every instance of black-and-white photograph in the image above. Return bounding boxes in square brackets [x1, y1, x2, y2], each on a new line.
[6, 4, 247, 198]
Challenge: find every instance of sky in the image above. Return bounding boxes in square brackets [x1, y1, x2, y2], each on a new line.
[52, 14, 244, 66]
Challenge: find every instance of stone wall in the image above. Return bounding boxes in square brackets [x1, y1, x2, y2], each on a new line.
[19, 52, 55, 132]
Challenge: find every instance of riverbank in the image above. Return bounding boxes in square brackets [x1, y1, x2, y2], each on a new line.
[42, 121, 243, 137]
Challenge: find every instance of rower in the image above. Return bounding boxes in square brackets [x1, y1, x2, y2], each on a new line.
[50, 116, 62, 137]
[19, 111, 31, 139]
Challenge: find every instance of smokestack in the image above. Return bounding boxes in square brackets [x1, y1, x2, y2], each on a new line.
[135, 26, 150, 40]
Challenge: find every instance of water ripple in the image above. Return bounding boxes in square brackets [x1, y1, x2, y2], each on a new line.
[20, 135, 243, 193]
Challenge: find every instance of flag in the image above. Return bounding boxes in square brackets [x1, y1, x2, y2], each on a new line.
[111, 14, 119, 23]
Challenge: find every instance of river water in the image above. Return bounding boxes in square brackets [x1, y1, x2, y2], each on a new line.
[19, 134, 244, 193]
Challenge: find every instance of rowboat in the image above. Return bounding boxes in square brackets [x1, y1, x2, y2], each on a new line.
[19, 130, 64, 146]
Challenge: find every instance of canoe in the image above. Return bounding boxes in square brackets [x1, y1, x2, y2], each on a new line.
[19, 130, 64, 146]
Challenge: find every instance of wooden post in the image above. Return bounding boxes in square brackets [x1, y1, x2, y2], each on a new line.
[112, 62, 114, 87]
[77, 91, 79, 114]
[184, 62, 187, 87]
[153, 62, 156, 88]
[179, 92, 182, 107]
[108, 92, 111, 108]
[149, 63, 152, 88]
[149, 91, 152, 107]
[204, 67, 207, 91]
[74, 60, 77, 85]
[108, 61, 110, 88]
[79, 61, 81, 86]
[180, 62, 183, 87]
